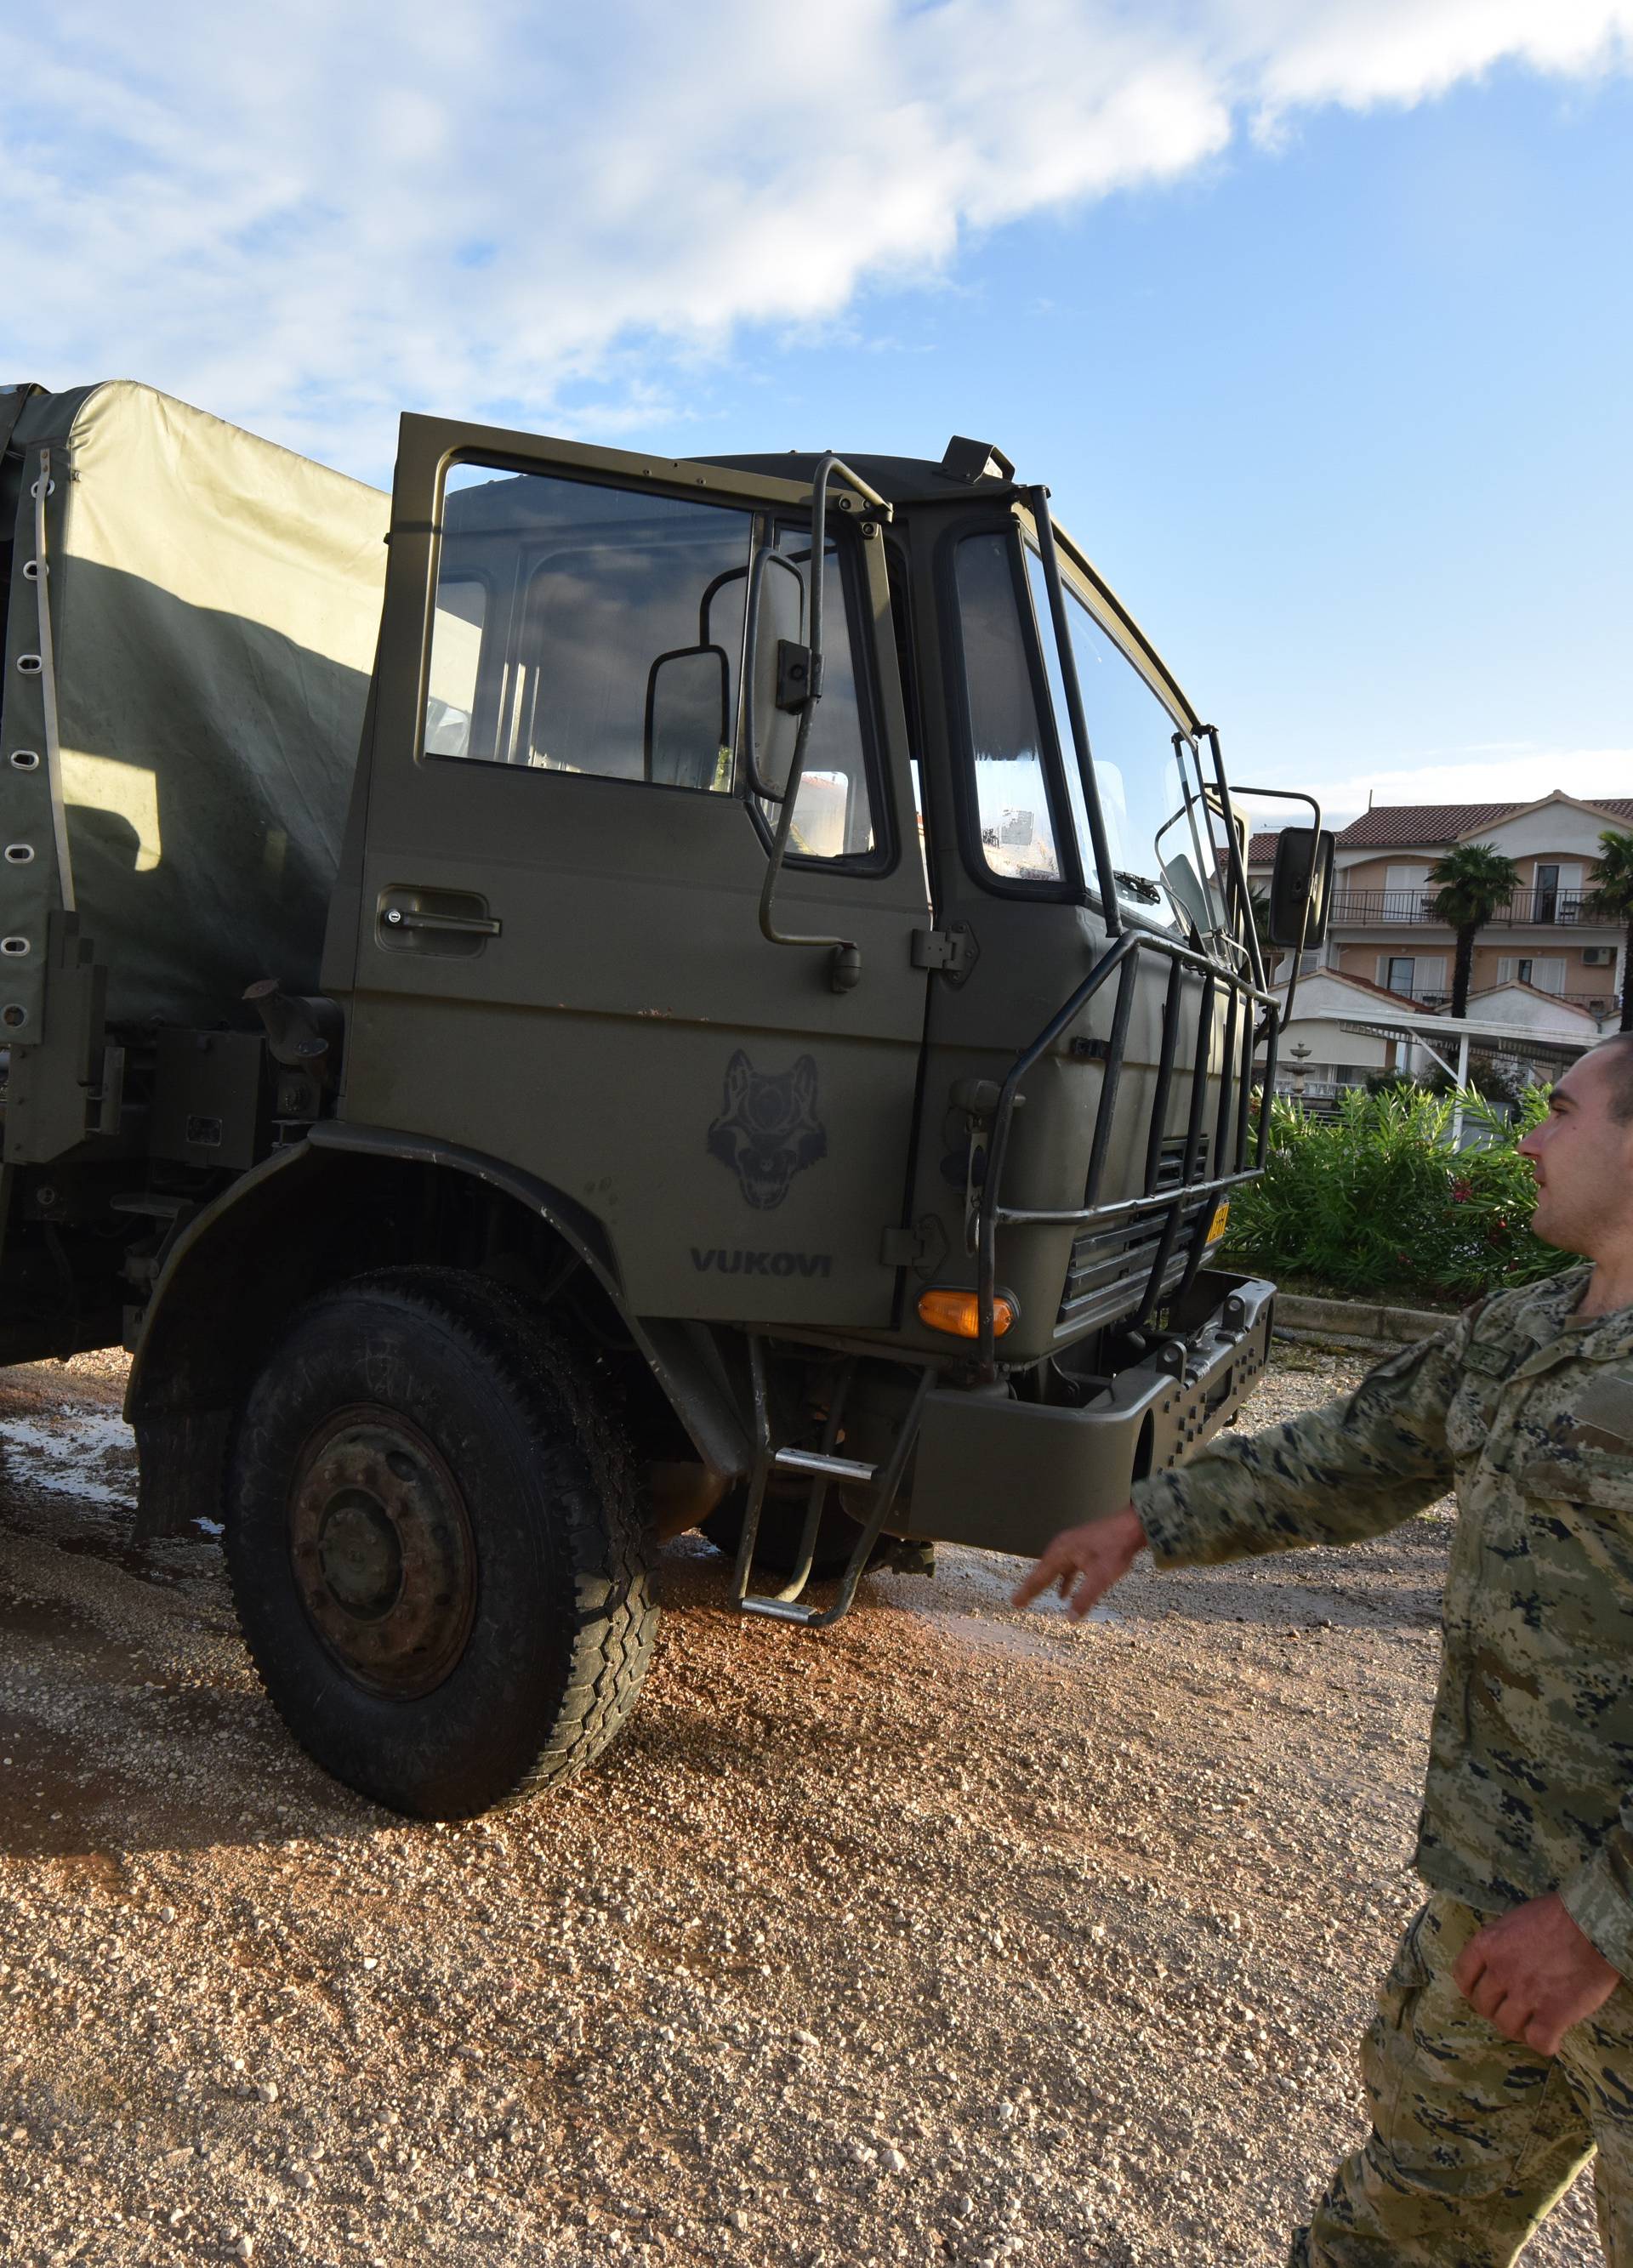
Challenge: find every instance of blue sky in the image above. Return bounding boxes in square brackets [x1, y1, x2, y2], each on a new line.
[4, 1, 1630, 821]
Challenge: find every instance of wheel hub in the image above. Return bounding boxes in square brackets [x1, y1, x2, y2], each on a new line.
[287, 1413, 475, 1698]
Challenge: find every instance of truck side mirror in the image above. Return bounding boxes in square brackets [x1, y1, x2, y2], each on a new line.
[644, 644, 730, 792]
[747, 549, 807, 800]
[1267, 826, 1335, 946]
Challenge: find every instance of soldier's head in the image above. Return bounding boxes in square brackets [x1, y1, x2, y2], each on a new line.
[1517, 1034, 1633, 1257]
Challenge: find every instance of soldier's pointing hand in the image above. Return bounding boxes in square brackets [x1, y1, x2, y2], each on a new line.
[1011, 1504, 1146, 1619]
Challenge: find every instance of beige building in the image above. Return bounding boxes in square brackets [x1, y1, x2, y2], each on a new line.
[1249, 791, 1633, 1026]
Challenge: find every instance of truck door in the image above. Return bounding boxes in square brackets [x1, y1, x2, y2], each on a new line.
[902, 502, 1245, 1361]
[334, 418, 930, 1325]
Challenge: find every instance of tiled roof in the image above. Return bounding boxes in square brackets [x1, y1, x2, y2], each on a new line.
[1244, 833, 1281, 865]
[1475, 980, 1599, 1020]
[1273, 963, 1420, 1006]
[1325, 967, 1424, 1003]
[1337, 798, 1633, 850]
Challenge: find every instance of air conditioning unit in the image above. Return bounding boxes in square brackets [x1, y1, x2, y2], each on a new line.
[1583, 946, 1616, 967]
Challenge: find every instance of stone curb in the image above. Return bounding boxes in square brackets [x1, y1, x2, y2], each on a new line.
[1273, 1291, 1451, 1348]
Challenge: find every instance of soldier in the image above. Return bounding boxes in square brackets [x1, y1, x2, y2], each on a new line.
[1014, 1032, 1633, 2265]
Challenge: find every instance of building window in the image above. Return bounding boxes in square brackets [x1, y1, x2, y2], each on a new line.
[1499, 956, 1567, 993]
[1532, 863, 1585, 924]
[1383, 864, 1431, 920]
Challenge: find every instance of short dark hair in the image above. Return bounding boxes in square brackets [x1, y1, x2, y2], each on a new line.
[1587, 1032, 1633, 1123]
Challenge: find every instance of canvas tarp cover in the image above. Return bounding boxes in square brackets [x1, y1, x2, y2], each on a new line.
[0, 380, 389, 1033]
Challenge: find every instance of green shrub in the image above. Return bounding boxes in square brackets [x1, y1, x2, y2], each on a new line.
[1220, 1085, 1573, 1302]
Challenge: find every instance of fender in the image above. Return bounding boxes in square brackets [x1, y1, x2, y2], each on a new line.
[126, 1123, 750, 1538]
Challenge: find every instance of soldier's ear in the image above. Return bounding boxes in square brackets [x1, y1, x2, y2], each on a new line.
[792, 1055, 818, 1108]
[724, 1050, 752, 1106]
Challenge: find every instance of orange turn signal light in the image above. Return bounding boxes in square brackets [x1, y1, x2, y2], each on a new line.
[917, 1287, 1016, 1339]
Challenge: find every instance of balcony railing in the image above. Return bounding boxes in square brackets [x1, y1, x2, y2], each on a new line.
[1330, 887, 1606, 928]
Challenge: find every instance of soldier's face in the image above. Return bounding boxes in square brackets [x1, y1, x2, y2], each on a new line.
[1517, 1048, 1633, 1256]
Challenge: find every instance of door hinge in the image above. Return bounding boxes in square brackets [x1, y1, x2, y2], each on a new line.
[911, 924, 977, 978]
[879, 1215, 949, 1273]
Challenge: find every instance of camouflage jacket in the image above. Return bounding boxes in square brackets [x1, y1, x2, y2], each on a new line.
[1132, 1263, 1633, 1974]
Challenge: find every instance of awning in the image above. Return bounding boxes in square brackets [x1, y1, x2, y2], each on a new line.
[1332, 1010, 1596, 1071]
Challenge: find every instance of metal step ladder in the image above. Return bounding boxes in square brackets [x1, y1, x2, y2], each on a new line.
[732, 1339, 934, 1629]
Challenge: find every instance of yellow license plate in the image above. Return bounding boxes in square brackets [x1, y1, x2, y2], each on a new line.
[1205, 1201, 1230, 1245]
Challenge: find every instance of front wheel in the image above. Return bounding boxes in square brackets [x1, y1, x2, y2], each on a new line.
[226, 1267, 657, 1818]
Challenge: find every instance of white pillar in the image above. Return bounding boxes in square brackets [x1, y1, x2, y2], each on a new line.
[1453, 1030, 1471, 1148]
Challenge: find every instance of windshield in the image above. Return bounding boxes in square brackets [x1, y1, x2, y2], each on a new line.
[1022, 547, 1194, 926]
[953, 526, 1232, 936]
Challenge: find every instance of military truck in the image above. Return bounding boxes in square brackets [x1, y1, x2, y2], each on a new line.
[0, 379, 1331, 1818]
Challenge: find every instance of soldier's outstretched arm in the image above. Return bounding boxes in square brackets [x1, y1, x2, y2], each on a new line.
[1014, 1316, 1475, 1614]
[1132, 1316, 1473, 1571]
[1011, 1504, 1145, 1617]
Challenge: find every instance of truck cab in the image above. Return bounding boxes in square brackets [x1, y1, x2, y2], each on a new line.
[0, 383, 1329, 1816]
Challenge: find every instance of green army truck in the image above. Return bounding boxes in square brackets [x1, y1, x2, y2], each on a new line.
[0, 379, 1332, 1818]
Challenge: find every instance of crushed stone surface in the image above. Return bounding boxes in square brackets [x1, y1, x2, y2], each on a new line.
[0, 1342, 1599, 2265]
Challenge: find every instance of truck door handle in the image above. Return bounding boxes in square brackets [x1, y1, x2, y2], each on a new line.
[376, 889, 502, 956]
[382, 907, 501, 937]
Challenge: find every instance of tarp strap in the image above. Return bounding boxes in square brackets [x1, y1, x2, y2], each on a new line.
[31, 446, 76, 913]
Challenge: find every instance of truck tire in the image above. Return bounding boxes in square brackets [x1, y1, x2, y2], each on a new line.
[225, 1267, 657, 1819]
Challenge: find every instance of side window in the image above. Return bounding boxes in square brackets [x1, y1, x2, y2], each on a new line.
[423, 463, 754, 792]
[953, 531, 1066, 884]
[759, 523, 877, 861]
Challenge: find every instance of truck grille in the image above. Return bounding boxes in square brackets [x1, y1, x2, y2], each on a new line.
[1056, 1135, 1213, 1330]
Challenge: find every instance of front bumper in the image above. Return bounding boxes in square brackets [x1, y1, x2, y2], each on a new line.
[904, 1272, 1275, 1558]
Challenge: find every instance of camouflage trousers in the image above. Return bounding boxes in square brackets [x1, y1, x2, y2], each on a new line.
[1291, 1893, 1633, 2265]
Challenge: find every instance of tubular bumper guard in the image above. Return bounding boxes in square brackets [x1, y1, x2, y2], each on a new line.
[905, 1272, 1275, 1558]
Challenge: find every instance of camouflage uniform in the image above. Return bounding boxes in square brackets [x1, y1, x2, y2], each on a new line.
[1130, 1262, 1633, 2263]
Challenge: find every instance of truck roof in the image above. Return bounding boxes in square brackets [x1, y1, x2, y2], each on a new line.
[700, 439, 1198, 730]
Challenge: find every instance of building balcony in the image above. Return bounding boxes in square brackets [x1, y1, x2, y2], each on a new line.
[1329, 887, 1608, 929]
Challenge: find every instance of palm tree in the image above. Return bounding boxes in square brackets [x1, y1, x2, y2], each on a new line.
[1427, 842, 1522, 1018]
[1585, 827, 1633, 1032]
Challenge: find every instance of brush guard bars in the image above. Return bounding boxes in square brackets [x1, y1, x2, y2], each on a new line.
[972, 928, 1279, 1378]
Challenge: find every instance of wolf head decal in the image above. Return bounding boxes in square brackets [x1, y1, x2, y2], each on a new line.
[708, 1050, 827, 1211]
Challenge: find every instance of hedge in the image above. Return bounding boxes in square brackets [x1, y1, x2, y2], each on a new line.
[1219, 1085, 1573, 1304]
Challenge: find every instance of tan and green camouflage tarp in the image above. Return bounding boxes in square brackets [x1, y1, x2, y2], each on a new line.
[0, 380, 388, 1033]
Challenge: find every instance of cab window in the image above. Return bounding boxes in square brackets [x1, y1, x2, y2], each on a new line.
[754, 522, 877, 861]
[424, 464, 754, 793]
[953, 531, 1068, 884]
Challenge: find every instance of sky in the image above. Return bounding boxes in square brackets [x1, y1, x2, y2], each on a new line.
[3, 0, 1631, 823]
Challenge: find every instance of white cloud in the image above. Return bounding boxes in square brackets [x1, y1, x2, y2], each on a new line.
[1247, 0, 1633, 117]
[3, 1, 1630, 475]
[1238, 746, 1633, 826]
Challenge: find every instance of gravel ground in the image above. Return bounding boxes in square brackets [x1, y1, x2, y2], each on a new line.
[0, 1343, 1601, 2266]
